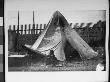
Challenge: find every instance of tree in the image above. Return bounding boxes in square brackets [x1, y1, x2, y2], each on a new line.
[73, 23, 79, 28]
[79, 23, 84, 28]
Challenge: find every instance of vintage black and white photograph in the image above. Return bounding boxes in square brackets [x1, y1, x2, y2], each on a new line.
[5, 0, 109, 82]
[5, 1, 107, 72]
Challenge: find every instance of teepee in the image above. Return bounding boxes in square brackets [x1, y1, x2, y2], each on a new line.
[25, 11, 98, 61]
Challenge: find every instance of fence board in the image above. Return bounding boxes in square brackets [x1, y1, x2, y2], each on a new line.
[17, 25, 19, 34]
[44, 24, 47, 29]
[28, 24, 31, 34]
[40, 24, 42, 33]
[24, 24, 27, 34]
[36, 24, 38, 34]
[8, 23, 105, 37]
[8, 23, 105, 52]
[69, 23, 72, 27]
[21, 25, 23, 35]
[9, 25, 11, 30]
[33, 24, 35, 34]
[13, 25, 16, 31]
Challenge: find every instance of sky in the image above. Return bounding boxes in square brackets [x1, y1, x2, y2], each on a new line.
[5, 0, 107, 27]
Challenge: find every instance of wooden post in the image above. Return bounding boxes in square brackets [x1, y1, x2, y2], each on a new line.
[73, 23, 79, 29]
[17, 11, 20, 54]
[17, 11, 19, 34]
[13, 25, 16, 32]
[28, 24, 31, 34]
[33, 24, 35, 34]
[33, 11, 35, 24]
[32, 11, 35, 34]
[39, 24, 42, 34]
[17, 25, 19, 34]
[24, 24, 27, 34]
[79, 23, 84, 28]
[69, 23, 72, 27]
[44, 24, 47, 29]
[36, 24, 38, 34]
[21, 25, 23, 35]
[9, 25, 11, 30]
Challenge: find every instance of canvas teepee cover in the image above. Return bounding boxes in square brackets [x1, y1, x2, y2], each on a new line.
[25, 11, 98, 61]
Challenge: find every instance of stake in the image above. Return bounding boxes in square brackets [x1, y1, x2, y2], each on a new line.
[17, 11, 19, 55]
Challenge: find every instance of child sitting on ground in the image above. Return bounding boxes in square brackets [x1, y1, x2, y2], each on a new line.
[46, 50, 58, 66]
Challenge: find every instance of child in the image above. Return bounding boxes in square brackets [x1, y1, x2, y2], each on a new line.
[46, 50, 58, 66]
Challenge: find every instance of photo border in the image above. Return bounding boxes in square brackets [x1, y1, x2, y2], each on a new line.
[5, 0, 109, 82]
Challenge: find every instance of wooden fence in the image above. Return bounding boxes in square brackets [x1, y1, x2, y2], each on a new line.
[8, 22, 106, 52]
[8, 24, 47, 35]
[8, 22, 105, 42]
[8, 22, 105, 39]
[8, 23, 77, 35]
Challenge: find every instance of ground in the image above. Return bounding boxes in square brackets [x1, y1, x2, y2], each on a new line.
[8, 47, 105, 71]
[8, 55, 104, 71]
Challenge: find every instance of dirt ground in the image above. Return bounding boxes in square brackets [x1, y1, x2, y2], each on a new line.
[8, 46, 105, 71]
[8, 55, 104, 71]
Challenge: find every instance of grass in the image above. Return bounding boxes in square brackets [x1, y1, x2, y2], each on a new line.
[8, 47, 105, 71]
[8, 56, 103, 71]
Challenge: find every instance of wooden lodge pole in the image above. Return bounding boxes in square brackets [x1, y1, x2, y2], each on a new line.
[33, 11, 35, 34]
[17, 11, 20, 54]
